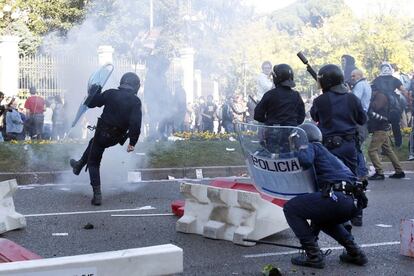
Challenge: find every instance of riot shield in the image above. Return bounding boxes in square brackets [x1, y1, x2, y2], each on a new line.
[71, 63, 114, 128]
[235, 122, 317, 200]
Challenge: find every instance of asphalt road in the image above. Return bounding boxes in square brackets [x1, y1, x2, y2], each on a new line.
[3, 172, 414, 275]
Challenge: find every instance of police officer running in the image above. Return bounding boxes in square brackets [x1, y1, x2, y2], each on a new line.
[284, 123, 368, 269]
[70, 72, 142, 206]
[310, 64, 366, 175]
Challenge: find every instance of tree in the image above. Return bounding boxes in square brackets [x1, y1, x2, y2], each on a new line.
[0, 0, 88, 55]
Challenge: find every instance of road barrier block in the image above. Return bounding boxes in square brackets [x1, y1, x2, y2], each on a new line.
[0, 179, 26, 234]
[400, 219, 414, 257]
[176, 182, 289, 246]
[0, 244, 183, 276]
[0, 238, 42, 263]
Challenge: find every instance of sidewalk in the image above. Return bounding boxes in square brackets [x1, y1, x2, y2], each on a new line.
[1, 162, 413, 185]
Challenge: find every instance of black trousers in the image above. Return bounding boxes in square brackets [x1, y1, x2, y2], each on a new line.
[79, 129, 119, 187]
[283, 192, 359, 244]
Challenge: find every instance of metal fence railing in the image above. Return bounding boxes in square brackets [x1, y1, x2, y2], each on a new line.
[18, 55, 144, 101]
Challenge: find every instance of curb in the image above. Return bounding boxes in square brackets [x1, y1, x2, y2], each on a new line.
[1, 162, 413, 185]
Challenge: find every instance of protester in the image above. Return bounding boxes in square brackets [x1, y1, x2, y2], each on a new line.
[42, 101, 53, 140]
[24, 87, 45, 139]
[201, 95, 217, 132]
[52, 95, 66, 140]
[371, 62, 411, 148]
[256, 61, 273, 101]
[367, 83, 406, 180]
[341, 54, 357, 89]
[5, 98, 24, 141]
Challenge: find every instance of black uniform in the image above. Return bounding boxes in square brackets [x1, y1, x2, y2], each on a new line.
[254, 86, 305, 126]
[310, 87, 366, 174]
[70, 87, 141, 204]
[80, 87, 141, 184]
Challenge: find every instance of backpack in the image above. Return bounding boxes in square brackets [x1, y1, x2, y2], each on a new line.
[399, 73, 411, 90]
[372, 77, 402, 114]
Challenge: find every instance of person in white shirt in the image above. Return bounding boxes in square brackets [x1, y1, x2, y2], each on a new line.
[256, 61, 273, 101]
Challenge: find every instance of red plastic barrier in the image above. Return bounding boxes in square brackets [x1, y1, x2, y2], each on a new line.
[171, 179, 288, 217]
[171, 200, 185, 217]
[0, 238, 42, 263]
[211, 179, 287, 208]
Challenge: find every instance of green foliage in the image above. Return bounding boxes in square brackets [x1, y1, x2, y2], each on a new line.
[0, 0, 87, 54]
[2, 0, 414, 95]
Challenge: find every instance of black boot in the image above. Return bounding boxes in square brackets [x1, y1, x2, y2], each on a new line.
[291, 241, 325, 269]
[339, 239, 368, 266]
[69, 159, 85, 175]
[91, 186, 102, 206]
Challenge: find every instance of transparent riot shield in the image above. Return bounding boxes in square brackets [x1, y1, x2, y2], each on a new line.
[235, 122, 317, 200]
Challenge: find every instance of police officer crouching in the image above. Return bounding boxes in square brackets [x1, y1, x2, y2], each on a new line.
[283, 123, 368, 269]
[70, 72, 142, 206]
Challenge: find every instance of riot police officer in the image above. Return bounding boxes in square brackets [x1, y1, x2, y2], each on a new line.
[254, 64, 305, 154]
[284, 123, 368, 269]
[254, 64, 305, 126]
[310, 64, 366, 174]
[70, 72, 142, 206]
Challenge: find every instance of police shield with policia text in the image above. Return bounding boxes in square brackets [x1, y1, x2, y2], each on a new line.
[70, 72, 142, 206]
[235, 121, 368, 269]
[283, 123, 368, 269]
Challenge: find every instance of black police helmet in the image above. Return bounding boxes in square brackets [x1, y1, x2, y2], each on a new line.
[273, 64, 295, 88]
[298, 123, 322, 143]
[119, 72, 140, 94]
[317, 64, 344, 91]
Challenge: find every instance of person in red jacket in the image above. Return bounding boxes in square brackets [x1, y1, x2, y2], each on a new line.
[24, 87, 45, 139]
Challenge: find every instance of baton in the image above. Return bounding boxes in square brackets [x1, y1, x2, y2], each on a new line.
[297, 51, 318, 81]
[248, 95, 258, 105]
[243, 238, 303, 250]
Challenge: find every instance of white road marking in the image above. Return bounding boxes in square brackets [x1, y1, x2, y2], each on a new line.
[243, 241, 400, 258]
[52, 233, 69, 236]
[111, 213, 175, 217]
[24, 206, 156, 217]
[376, 224, 393, 228]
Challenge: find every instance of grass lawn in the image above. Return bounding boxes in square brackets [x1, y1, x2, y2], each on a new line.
[0, 140, 245, 172]
[0, 135, 411, 172]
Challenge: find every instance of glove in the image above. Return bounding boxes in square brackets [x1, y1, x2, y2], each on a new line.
[354, 182, 368, 209]
[88, 84, 102, 96]
[356, 192, 368, 209]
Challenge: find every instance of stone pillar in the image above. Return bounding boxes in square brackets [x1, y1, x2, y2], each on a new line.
[213, 80, 219, 102]
[0, 36, 20, 97]
[97, 45, 114, 65]
[194, 69, 202, 100]
[180, 47, 195, 104]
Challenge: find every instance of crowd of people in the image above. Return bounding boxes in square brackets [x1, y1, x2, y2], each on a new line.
[0, 87, 66, 142]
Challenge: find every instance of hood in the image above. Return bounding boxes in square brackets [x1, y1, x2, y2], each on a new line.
[379, 62, 394, 76]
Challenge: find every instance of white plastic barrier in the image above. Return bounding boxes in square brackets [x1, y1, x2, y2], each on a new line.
[0, 244, 183, 276]
[0, 179, 26, 234]
[176, 182, 289, 246]
[400, 219, 414, 258]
